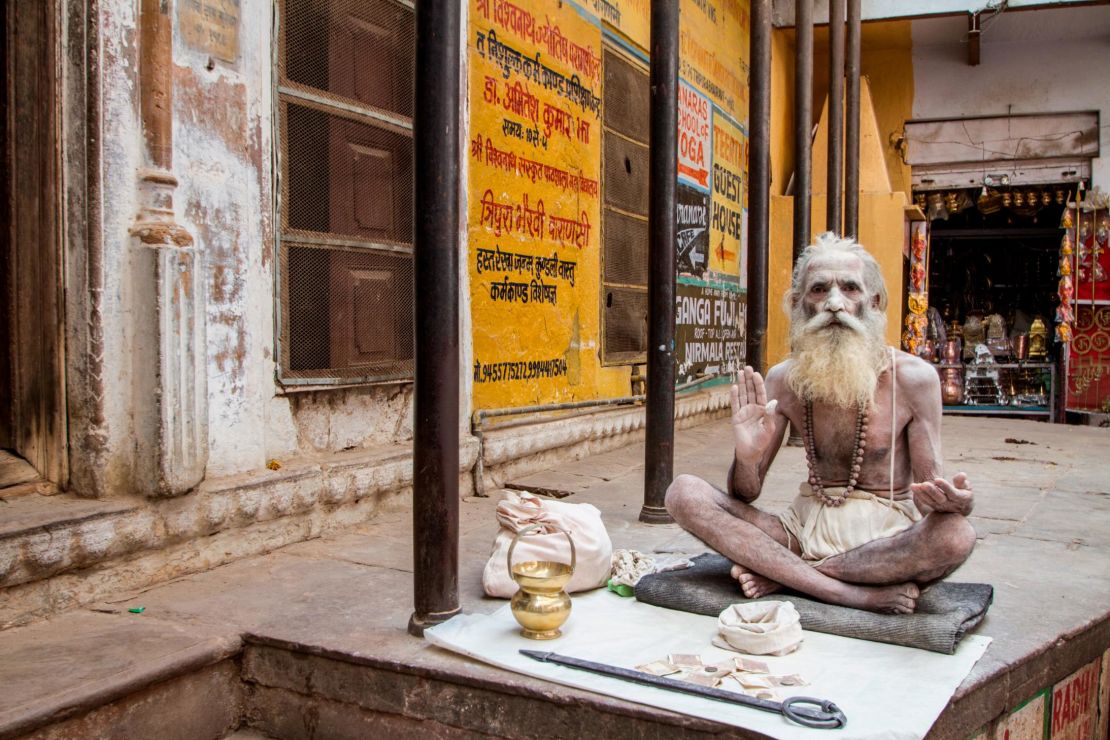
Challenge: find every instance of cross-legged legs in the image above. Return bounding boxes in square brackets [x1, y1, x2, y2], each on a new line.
[665, 474, 922, 613]
[814, 511, 976, 585]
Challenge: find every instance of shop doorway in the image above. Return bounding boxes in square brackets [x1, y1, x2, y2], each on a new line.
[913, 186, 1073, 421]
[1, 0, 67, 487]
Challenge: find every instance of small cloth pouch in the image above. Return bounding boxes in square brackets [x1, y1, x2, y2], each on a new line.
[714, 601, 804, 656]
[482, 490, 613, 598]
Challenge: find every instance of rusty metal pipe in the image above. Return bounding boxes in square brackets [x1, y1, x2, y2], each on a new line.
[844, 0, 861, 239]
[827, 0, 845, 235]
[793, 0, 813, 260]
[641, 0, 679, 525]
[409, 0, 461, 636]
[746, 0, 771, 373]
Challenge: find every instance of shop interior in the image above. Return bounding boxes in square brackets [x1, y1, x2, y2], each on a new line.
[909, 185, 1075, 419]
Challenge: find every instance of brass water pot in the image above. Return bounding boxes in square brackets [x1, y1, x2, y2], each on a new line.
[508, 523, 576, 640]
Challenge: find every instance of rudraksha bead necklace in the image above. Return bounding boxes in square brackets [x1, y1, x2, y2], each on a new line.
[802, 399, 868, 507]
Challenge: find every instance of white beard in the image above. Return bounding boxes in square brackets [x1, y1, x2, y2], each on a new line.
[787, 306, 889, 408]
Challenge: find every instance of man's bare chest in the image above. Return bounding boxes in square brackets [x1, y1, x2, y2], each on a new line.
[806, 393, 906, 469]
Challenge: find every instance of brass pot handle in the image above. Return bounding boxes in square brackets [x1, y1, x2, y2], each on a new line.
[506, 523, 576, 576]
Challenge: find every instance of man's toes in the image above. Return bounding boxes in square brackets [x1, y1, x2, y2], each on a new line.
[731, 564, 744, 580]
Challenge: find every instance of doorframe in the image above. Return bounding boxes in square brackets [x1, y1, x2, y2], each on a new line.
[2, 0, 68, 484]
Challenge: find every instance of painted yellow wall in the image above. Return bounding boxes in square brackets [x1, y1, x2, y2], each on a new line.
[467, 0, 752, 409]
[812, 21, 913, 197]
[770, 28, 796, 197]
[765, 75, 908, 368]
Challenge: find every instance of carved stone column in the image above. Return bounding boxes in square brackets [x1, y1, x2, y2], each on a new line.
[130, 0, 207, 496]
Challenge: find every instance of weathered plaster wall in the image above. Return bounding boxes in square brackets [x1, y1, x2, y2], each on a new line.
[910, 5, 1110, 189]
[95, 0, 146, 496]
[173, 0, 275, 478]
[175, 1, 420, 473]
[79, 0, 425, 497]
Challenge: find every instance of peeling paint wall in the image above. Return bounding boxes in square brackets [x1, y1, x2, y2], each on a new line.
[79, 0, 421, 498]
[96, 0, 145, 495]
[173, 0, 273, 477]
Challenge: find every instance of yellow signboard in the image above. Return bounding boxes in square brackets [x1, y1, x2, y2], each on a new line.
[680, 0, 749, 126]
[709, 110, 745, 280]
[469, 0, 603, 408]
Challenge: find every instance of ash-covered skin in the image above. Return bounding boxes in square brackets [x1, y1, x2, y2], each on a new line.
[666, 235, 975, 614]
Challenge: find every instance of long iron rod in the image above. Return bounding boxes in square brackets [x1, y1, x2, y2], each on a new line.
[641, 0, 680, 525]
[793, 0, 813, 260]
[520, 650, 847, 729]
[745, 0, 772, 374]
[826, 0, 845, 235]
[409, 0, 461, 636]
[844, 0, 861, 238]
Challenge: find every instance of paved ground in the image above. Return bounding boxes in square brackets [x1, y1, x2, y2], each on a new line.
[1, 414, 1108, 736]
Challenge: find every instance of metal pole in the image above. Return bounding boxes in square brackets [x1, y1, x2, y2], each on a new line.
[844, 0, 861, 239]
[787, 0, 815, 449]
[641, 0, 679, 525]
[409, 0, 461, 636]
[793, 0, 813, 260]
[827, 0, 845, 236]
[746, 0, 771, 374]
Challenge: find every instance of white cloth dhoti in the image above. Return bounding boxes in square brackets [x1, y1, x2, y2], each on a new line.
[779, 483, 922, 563]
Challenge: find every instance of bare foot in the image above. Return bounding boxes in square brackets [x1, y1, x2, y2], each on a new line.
[730, 563, 783, 599]
[839, 582, 921, 614]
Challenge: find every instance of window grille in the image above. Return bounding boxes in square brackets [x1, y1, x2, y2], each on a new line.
[600, 46, 650, 364]
[277, 0, 415, 383]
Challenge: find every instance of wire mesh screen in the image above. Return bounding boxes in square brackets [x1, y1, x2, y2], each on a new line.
[601, 47, 650, 364]
[278, 0, 415, 382]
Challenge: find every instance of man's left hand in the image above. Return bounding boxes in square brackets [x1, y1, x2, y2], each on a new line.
[911, 472, 974, 516]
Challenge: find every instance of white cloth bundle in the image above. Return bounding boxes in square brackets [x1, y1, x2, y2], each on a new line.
[713, 601, 804, 656]
[481, 490, 613, 598]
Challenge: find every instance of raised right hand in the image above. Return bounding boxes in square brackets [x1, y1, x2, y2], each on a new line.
[731, 366, 779, 465]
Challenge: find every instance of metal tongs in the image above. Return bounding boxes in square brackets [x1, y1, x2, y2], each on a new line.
[520, 649, 847, 729]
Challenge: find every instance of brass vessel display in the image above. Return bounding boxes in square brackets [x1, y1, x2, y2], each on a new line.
[507, 523, 576, 640]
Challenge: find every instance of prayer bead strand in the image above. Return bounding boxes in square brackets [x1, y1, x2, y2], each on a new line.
[803, 400, 869, 507]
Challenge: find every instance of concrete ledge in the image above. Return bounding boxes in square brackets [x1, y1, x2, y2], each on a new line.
[240, 641, 743, 739]
[934, 616, 1110, 737]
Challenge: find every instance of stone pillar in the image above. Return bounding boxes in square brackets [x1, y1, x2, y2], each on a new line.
[130, 0, 207, 496]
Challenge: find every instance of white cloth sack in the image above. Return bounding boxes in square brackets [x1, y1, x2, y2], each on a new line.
[714, 601, 804, 656]
[482, 490, 613, 598]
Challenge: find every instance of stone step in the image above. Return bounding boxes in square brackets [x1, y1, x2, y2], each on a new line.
[0, 610, 241, 739]
[0, 493, 140, 589]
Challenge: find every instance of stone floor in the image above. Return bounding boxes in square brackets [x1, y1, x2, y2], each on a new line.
[1, 415, 1108, 738]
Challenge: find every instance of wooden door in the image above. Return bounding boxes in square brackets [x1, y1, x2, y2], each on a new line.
[1, 0, 66, 483]
[325, 0, 413, 373]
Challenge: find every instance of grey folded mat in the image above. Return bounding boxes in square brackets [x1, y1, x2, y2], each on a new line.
[635, 553, 992, 654]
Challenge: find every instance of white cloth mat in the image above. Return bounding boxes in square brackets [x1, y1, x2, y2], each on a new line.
[426, 590, 990, 739]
